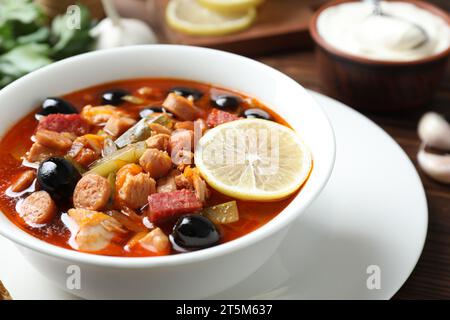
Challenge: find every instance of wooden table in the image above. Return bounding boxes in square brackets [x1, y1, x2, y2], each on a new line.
[257, 47, 450, 300]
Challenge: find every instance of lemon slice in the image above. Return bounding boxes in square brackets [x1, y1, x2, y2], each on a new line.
[166, 0, 256, 36]
[195, 119, 312, 201]
[197, 0, 265, 13]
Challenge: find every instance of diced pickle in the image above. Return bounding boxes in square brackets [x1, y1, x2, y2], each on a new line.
[114, 114, 171, 148]
[201, 201, 239, 225]
[122, 95, 146, 105]
[85, 142, 146, 177]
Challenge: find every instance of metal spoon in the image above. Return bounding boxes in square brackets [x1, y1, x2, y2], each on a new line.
[369, 0, 429, 49]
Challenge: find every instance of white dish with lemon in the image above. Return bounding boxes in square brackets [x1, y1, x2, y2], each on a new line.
[0, 45, 335, 299]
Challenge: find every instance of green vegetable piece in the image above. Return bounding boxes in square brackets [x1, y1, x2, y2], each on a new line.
[107, 172, 116, 204]
[202, 201, 239, 225]
[64, 155, 87, 175]
[114, 114, 169, 148]
[0, 43, 52, 80]
[85, 141, 146, 177]
[122, 95, 146, 105]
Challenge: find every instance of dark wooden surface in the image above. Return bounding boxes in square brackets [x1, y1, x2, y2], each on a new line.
[257, 7, 450, 297]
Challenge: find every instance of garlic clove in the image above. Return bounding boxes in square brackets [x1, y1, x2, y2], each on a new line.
[417, 112, 450, 151]
[417, 146, 450, 184]
[90, 18, 158, 51]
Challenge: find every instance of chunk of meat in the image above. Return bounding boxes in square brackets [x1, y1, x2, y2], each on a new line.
[27, 142, 65, 163]
[175, 172, 193, 190]
[138, 228, 171, 255]
[156, 170, 178, 193]
[206, 109, 240, 128]
[170, 130, 194, 153]
[148, 189, 203, 223]
[194, 118, 207, 135]
[73, 174, 111, 211]
[139, 149, 172, 179]
[183, 167, 210, 202]
[118, 172, 156, 209]
[67, 134, 104, 167]
[81, 105, 124, 126]
[162, 93, 202, 121]
[116, 163, 143, 187]
[35, 129, 73, 151]
[174, 121, 194, 131]
[68, 208, 127, 252]
[38, 114, 90, 136]
[192, 172, 209, 203]
[148, 123, 172, 136]
[20, 191, 57, 226]
[170, 129, 194, 166]
[146, 133, 170, 151]
[10, 170, 36, 193]
[104, 115, 137, 137]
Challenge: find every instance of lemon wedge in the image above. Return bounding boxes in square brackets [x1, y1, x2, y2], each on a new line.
[197, 0, 265, 13]
[195, 119, 312, 201]
[166, 0, 256, 36]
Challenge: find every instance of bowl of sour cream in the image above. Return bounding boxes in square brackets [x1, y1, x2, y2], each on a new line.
[310, 0, 450, 111]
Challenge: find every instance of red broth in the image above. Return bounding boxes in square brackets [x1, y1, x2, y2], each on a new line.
[0, 78, 297, 257]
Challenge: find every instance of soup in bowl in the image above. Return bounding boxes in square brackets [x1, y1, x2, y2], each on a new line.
[0, 46, 335, 299]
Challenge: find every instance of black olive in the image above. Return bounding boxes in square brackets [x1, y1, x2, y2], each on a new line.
[212, 95, 241, 111]
[169, 87, 203, 100]
[37, 157, 81, 200]
[171, 215, 220, 250]
[37, 98, 77, 116]
[139, 106, 173, 118]
[101, 89, 130, 105]
[243, 108, 272, 120]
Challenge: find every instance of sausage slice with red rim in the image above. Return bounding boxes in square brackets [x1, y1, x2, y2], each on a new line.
[73, 174, 111, 211]
[20, 191, 57, 225]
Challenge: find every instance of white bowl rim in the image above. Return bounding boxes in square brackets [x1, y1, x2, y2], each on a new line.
[0, 45, 336, 268]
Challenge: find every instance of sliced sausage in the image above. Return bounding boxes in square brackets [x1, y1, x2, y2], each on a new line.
[73, 174, 111, 211]
[139, 148, 172, 179]
[11, 170, 36, 193]
[162, 93, 202, 121]
[38, 114, 90, 136]
[146, 133, 170, 151]
[206, 108, 240, 128]
[118, 172, 156, 209]
[20, 191, 57, 225]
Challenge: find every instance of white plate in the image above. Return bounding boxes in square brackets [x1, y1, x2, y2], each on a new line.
[0, 91, 427, 300]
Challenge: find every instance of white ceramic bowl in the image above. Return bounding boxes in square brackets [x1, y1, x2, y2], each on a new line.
[0, 45, 335, 299]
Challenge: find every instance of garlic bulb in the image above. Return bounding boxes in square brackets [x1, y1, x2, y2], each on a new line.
[91, 18, 157, 50]
[91, 0, 157, 51]
[417, 111, 450, 184]
[417, 147, 450, 183]
[417, 112, 450, 151]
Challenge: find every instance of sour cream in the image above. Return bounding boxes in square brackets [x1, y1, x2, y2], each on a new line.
[317, 1, 450, 61]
